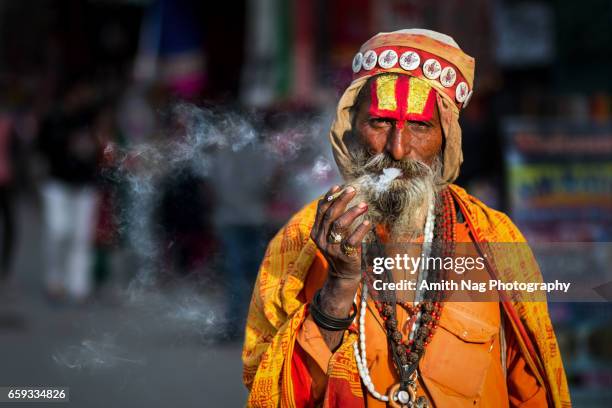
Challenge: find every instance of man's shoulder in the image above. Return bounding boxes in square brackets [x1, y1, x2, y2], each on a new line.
[449, 184, 526, 242]
[282, 198, 319, 235]
[289, 198, 320, 229]
[449, 183, 508, 220]
[267, 198, 320, 249]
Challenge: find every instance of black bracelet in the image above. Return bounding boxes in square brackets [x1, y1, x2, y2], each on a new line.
[309, 289, 357, 331]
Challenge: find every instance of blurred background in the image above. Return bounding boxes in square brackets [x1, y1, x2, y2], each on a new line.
[0, 0, 610, 406]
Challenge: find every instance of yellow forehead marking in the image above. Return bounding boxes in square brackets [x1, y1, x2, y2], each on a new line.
[407, 77, 432, 115]
[375, 75, 398, 111]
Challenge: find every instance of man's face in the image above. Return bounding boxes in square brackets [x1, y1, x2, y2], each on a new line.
[352, 85, 443, 166]
[344, 75, 444, 235]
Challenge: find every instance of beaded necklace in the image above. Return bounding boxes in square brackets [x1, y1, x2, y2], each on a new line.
[354, 188, 457, 407]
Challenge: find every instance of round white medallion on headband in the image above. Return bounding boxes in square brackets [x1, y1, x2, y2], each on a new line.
[440, 67, 457, 87]
[399, 51, 420, 71]
[352, 52, 363, 73]
[378, 49, 398, 69]
[362, 50, 377, 70]
[422, 59, 442, 79]
[455, 82, 469, 103]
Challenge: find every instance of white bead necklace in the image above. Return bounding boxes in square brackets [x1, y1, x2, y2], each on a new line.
[353, 198, 436, 402]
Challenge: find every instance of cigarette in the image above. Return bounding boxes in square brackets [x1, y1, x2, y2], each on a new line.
[326, 186, 349, 202]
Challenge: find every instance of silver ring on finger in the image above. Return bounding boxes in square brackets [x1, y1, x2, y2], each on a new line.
[328, 230, 343, 244]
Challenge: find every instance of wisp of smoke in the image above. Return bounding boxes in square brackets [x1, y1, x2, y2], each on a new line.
[55, 102, 337, 371]
[111, 103, 259, 288]
[358, 167, 403, 198]
[52, 334, 145, 370]
[163, 289, 226, 339]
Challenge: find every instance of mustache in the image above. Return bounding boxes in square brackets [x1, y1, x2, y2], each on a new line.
[357, 152, 433, 178]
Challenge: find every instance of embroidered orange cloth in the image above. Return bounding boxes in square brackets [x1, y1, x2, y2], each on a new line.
[242, 185, 571, 407]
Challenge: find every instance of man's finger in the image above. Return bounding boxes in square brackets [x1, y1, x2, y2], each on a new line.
[345, 220, 372, 249]
[313, 185, 341, 232]
[321, 186, 357, 237]
[312, 185, 341, 242]
[329, 202, 368, 238]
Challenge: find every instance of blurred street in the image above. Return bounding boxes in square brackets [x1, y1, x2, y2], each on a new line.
[0, 194, 246, 407]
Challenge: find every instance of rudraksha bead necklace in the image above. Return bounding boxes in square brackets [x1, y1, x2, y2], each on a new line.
[354, 187, 457, 406]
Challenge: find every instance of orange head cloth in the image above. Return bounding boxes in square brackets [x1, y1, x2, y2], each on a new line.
[328, 29, 476, 184]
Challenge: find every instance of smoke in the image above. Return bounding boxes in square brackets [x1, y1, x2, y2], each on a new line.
[52, 334, 145, 370]
[54, 101, 338, 372]
[310, 155, 334, 180]
[110, 103, 338, 290]
[165, 293, 226, 341]
[296, 155, 335, 186]
[109, 103, 259, 287]
[263, 112, 330, 161]
[359, 167, 403, 198]
[127, 286, 227, 341]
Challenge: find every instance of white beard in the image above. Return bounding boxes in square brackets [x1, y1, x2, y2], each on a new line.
[344, 149, 442, 241]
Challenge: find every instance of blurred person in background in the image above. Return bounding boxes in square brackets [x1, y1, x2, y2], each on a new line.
[37, 80, 103, 303]
[210, 141, 273, 340]
[158, 168, 217, 280]
[243, 30, 570, 407]
[153, 97, 218, 283]
[92, 102, 126, 296]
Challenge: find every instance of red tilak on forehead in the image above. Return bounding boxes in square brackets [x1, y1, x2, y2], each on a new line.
[369, 75, 436, 129]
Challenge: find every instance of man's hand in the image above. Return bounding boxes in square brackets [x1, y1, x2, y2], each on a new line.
[309, 185, 371, 350]
[311, 185, 371, 282]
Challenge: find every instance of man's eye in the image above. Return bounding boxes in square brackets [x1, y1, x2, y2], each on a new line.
[370, 118, 393, 126]
[408, 121, 431, 129]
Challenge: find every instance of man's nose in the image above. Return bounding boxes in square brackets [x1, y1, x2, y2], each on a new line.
[386, 124, 409, 161]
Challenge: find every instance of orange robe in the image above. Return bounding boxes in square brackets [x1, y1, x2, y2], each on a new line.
[292, 221, 546, 407]
[243, 185, 571, 407]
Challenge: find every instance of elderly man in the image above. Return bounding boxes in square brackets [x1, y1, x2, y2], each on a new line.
[242, 29, 570, 407]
